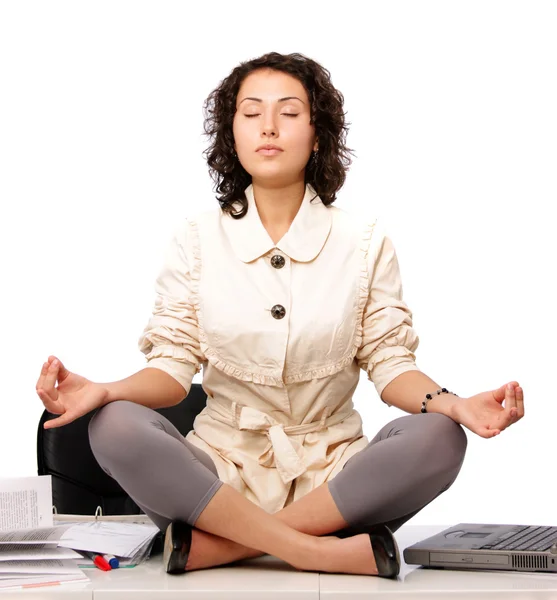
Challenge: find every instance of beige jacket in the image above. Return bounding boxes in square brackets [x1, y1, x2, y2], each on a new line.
[138, 183, 421, 515]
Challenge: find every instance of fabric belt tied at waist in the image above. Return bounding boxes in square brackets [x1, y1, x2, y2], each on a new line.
[205, 396, 354, 484]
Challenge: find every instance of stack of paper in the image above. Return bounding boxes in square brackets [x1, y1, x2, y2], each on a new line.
[0, 555, 90, 591]
[0, 475, 161, 588]
[58, 520, 160, 566]
[0, 473, 90, 590]
[53, 500, 161, 568]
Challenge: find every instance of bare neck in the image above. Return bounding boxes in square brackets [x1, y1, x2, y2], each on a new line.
[251, 181, 305, 245]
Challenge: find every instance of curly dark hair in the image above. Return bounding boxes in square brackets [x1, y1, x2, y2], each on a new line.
[202, 52, 356, 219]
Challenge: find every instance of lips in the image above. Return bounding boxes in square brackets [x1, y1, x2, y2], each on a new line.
[256, 144, 283, 152]
[257, 148, 283, 156]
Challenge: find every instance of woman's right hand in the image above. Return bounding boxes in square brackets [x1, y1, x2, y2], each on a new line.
[36, 356, 110, 429]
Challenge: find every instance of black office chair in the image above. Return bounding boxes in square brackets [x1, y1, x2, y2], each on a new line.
[36, 382, 208, 517]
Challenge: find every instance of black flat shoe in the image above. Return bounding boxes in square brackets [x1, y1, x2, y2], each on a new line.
[163, 520, 192, 574]
[332, 523, 400, 578]
[367, 524, 400, 578]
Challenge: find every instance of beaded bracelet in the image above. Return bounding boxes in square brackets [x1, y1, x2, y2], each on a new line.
[421, 388, 459, 413]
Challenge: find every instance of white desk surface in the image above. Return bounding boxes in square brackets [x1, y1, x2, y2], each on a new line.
[4, 525, 557, 599]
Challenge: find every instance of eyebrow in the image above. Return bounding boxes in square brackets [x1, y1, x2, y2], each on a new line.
[239, 96, 305, 106]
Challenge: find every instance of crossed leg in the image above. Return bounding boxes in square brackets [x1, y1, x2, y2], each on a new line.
[89, 402, 467, 572]
[185, 411, 468, 569]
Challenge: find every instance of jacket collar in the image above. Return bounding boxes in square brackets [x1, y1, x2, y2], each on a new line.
[221, 183, 332, 263]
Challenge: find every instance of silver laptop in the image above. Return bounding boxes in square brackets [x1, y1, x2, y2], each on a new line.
[404, 523, 557, 573]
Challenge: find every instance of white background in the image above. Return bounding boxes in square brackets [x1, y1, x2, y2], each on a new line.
[1, 0, 555, 527]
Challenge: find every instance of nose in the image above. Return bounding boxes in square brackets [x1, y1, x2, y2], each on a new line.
[260, 112, 277, 138]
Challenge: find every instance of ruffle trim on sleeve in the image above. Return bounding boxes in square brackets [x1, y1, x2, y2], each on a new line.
[142, 343, 202, 373]
[366, 345, 420, 405]
[365, 344, 418, 381]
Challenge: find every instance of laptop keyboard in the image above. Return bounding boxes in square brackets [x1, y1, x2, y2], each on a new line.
[479, 526, 557, 552]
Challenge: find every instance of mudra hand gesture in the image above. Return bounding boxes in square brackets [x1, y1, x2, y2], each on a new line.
[451, 381, 524, 439]
[36, 356, 109, 429]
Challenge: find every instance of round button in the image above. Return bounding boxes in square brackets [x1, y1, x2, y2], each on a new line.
[271, 304, 286, 319]
[270, 254, 285, 269]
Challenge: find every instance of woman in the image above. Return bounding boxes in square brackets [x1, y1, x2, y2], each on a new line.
[36, 51, 524, 578]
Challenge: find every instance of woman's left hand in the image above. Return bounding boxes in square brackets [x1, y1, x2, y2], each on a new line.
[451, 381, 524, 439]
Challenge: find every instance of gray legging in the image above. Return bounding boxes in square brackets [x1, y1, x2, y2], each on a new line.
[88, 401, 467, 535]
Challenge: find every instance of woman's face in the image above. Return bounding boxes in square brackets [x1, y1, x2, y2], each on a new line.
[232, 68, 318, 185]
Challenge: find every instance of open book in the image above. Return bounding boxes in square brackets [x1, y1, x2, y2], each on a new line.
[0, 475, 159, 590]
